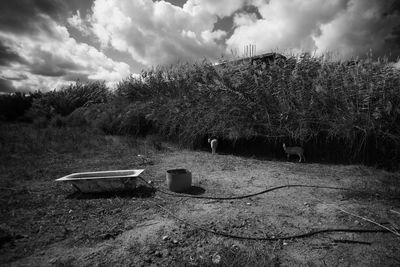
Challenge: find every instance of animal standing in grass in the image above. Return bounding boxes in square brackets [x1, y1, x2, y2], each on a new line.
[283, 143, 305, 162]
[208, 138, 218, 155]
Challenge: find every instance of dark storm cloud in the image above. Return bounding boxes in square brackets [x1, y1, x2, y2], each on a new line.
[30, 66, 67, 77]
[0, 40, 26, 66]
[382, 3, 400, 59]
[163, 0, 187, 8]
[28, 48, 83, 77]
[0, 0, 94, 35]
[385, 1, 400, 16]
[64, 0, 95, 17]
[333, 0, 400, 60]
[62, 73, 90, 82]
[213, 4, 261, 40]
[0, 78, 18, 93]
[0, 0, 67, 34]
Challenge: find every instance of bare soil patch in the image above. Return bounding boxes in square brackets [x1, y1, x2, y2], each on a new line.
[1, 128, 400, 266]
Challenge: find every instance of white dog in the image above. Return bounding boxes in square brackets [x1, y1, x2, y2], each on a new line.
[208, 138, 218, 155]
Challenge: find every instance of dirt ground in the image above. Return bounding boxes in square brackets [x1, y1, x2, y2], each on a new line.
[1, 133, 400, 266]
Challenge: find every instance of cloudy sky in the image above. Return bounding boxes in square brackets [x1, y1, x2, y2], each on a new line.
[1, 0, 400, 93]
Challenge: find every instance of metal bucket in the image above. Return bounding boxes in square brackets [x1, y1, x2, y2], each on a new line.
[166, 169, 192, 193]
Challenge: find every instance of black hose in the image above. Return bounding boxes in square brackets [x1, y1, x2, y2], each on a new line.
[138, 176, 370, 200]
[152, 201, 395, 241]
[138, 176, 399, 241]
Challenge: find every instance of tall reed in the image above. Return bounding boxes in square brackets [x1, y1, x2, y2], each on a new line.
[116, 55, 400, 169]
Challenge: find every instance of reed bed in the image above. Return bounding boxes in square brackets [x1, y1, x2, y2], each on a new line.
[116, 55, 400, 168]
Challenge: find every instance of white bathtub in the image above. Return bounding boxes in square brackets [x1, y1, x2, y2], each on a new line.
[56, 169, 145, 193]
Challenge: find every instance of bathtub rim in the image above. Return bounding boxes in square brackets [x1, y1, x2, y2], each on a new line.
[55, 169, 145, 181]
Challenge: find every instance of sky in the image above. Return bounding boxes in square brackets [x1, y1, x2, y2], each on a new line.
[1, 0, 400, 93]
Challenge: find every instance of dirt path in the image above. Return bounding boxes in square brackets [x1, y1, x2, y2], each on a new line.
[143, 150, 400, 266]
[1, 142, 400, 266]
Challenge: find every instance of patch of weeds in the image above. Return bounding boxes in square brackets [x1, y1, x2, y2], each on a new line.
[32, 116, 49, 128]
[145, 134, 163, 151]
[196, 242, 279, 267]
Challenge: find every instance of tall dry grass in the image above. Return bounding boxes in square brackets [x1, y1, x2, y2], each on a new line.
[4, 54, 399, 169]
[115, 55, 400, 169]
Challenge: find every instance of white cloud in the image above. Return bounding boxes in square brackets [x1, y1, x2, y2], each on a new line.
[226, 0, 400, 59]
[314, 0, 400, 59]
[233, 12, 258, 27]
[183, 0, 248, 18]
[393, 59, 400, 69]
[201, 30, 227, 43]
[227, 0, 350, 55]
[0, 14, 131, 92]
[67, 10, 90, 35]
[88, 0, 229, 66]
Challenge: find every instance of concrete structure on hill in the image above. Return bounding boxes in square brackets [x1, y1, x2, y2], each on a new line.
[215, 52, 287, 69]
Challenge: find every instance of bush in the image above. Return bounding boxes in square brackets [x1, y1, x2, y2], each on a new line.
[116, 102, 152, 136]
[49, 114, 66, 128]
[27, 80, 111, 121]
[64, 108, 89, 127]
[0, 92, 40, 121]
[145, 134, 163, 151]
[33, 116, 49, 128]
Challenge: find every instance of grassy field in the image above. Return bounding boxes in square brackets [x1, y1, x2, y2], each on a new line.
[1, 123, 400, 266]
